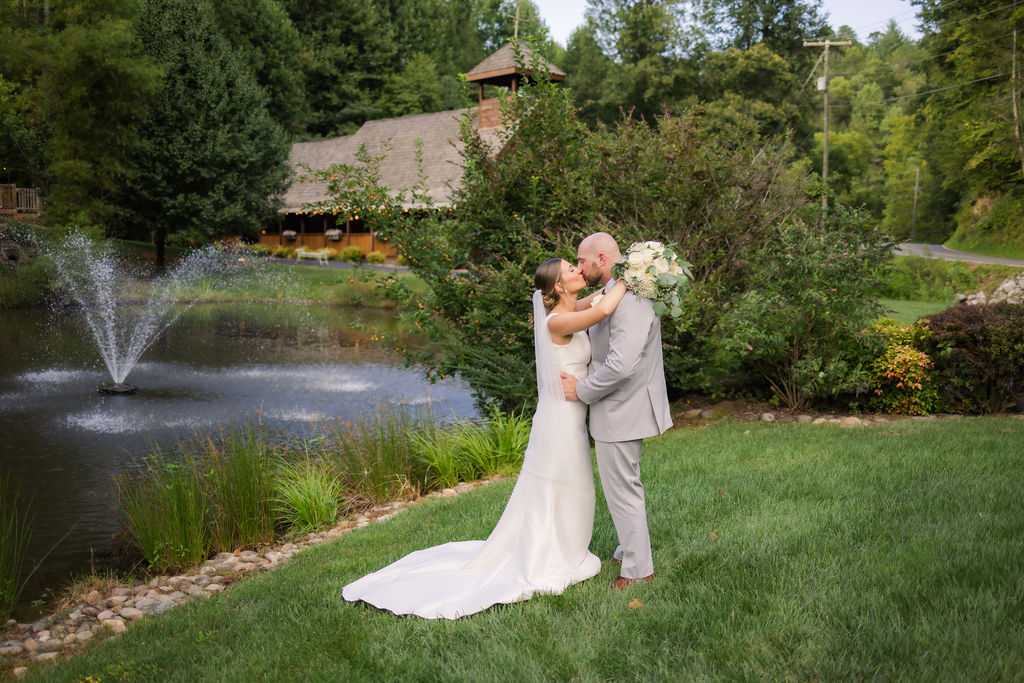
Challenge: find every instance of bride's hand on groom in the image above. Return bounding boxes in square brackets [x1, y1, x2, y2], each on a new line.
[560, 372, 578, 401]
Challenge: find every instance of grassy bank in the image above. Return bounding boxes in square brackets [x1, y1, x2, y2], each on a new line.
[24, 417, 1024, 681]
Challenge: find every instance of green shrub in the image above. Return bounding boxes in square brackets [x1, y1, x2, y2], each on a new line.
[271, 244, 295, 259]
[339, 246, 362, 262]
[868, 320, 940, 415]
[323, 247, 339, 261]
[245, 243, 272, 257]
[412, 409, 531, 488]
[272, 459, 342, 534]
[921, 303, 1024, 414]
[366, 250, 386, 264]
[881, 255, 1018, 301]
[691, 208, 891, 409]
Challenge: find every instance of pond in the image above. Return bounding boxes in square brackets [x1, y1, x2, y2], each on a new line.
[0, 303, 475, 617]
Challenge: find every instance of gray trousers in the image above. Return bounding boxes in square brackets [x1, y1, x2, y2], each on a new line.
[595, 438, 654, 579]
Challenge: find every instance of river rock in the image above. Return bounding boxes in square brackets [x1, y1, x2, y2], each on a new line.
[760, 412, 775, 423]
[63, 633, 77, 645]
[133, 597, 157, 611]
[683, 408, 702, 419]
[85, 590, 103, 606]
[812, 417, 828, 424]
[840, 416, 864, 427]
[700, 409, 715, 419]
[199, 565, 218, 576]
[13, 667, 27, 677]
[80, 606, 99, 617]
[22, 639, 38, 653]
[96, 610, 114, 622]
[153, 602, 178, 615]
[76, 629, 93, 643]
[796, 415, 814, 424]
[205, 583, 225, 592]
[106, 595, 126, 608]
[35, 652, 59, 661]
[120, 607, 144, 621]
[39, 638, 64, 653]
[101, 618, 127, 634]
[0, 644, 24, 656]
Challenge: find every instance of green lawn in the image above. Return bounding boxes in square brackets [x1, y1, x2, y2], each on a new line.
[878, 297, 950, 323]
[23, 418, 1024, 681]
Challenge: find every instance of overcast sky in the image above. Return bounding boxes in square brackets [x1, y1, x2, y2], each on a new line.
[532, 0, 922, 46]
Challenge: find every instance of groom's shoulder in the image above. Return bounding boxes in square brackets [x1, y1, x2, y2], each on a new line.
[615, 290, 656, 320]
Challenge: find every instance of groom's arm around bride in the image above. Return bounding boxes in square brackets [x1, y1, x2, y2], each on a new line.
[561, 232, 672, 586]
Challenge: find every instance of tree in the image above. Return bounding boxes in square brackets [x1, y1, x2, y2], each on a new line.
[123, 0, 289, 266]
[377, 53, 446, 118]
[694, 0, 828, 53]
[211, 0, 309, 136]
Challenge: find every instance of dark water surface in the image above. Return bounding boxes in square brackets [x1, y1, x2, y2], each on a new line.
[0, 304, 474, 617]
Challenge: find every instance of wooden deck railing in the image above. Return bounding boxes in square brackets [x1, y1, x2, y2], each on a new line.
[0, 185, 42, 215]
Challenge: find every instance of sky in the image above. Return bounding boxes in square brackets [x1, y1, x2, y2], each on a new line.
[532, 0, 923, 47]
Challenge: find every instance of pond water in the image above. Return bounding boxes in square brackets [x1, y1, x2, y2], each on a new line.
[0, 304, 475, 616]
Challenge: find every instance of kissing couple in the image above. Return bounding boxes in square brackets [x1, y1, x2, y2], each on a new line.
[342, 231, 673, 619]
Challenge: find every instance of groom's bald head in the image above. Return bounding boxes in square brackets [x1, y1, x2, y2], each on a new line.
[578, 232, 620, 287]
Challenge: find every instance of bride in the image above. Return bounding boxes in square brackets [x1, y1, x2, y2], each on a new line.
[341, 258, 627, 619]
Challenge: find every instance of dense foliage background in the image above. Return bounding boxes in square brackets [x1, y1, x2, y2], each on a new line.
[2, 0, 1022, 255]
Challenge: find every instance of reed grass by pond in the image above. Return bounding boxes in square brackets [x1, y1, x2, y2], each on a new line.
[117, 408, 530, 575]
[22, 417, 1024, 681]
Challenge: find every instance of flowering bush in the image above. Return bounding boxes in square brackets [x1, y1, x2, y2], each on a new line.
[868, 321, 940, 415]
[611, 241, 692, 317]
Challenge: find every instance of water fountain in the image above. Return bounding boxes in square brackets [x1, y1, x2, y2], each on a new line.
[48, 232, 251, 394]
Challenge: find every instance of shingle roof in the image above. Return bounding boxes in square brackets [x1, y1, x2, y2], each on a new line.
[282, 109, 503, 212]
[466, 42, 566, 81]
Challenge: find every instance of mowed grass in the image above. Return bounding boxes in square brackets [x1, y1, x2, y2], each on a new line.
[24, 418, 1024, 681]
[878, 297, 951, 323]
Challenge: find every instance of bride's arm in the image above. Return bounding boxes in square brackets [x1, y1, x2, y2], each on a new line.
[574, 289, 602, 311]
[548, 281, 627, 336]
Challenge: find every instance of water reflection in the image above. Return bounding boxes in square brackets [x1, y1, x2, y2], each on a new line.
[0, 304, 474, 617]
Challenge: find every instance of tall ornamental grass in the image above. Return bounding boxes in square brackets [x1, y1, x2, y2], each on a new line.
[0, 475, 33, 620]
[272, 459, 342, 534]
[118, 455, 209, 573]
[320, 407, 437, 508]
[202, 430, 276, 550]
[413, 409, 531, 488]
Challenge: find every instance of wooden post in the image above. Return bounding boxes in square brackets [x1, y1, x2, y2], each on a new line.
[911, 165, 921, 242]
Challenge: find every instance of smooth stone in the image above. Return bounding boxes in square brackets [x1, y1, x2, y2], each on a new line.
[238, 551, 262, 563]
[96, 610, 114, 622]
[700, 409, 715, 419]
[22, 639, 38, 653]
[13, 667, 27, 677]
[85, 591, 102, 606]
[264, 552, 282, 564]
[121, 607, 144, 621]
[840, 417, 864, 427]
[153, 602, 178, 615]
[106, 596, 126, 608]
[211, 552, 236, 564]
[68, 610, 82, 621]
[796, 414, 814, 424]
[36, 652, 59, 661]
[63, 634, 77, 645]
[39, 639, 63, 653]
[191, 589, 211, 599]
[760, 412, 775, 423]
[80, 606, 99, 617]
[112, 587, 131, 597]
[683, 408, 702, 419]
[30, 620, 47, 633]
[199, 565, 218, 576]
[76, 629, 93, 643]
[134, 598, 157, 611]
[193, 575, 213, 587]
[812, 417, 828, 424]
[101, 618, 126, 634]
[205, 584, 225, 592]
[0, 644, 24, 656]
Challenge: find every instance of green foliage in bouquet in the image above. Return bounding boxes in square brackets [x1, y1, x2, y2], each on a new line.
[611, 241, 693, 318]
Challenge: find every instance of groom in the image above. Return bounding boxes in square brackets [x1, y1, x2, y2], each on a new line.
[561, 232, 673, 589]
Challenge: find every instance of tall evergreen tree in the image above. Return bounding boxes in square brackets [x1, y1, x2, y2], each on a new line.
[124, 0, 289, 266]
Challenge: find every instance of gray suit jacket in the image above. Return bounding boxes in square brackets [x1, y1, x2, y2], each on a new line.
[576, 281, 673, 442]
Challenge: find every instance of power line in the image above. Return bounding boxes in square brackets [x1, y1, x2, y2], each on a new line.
[827, 71, 1012, 110]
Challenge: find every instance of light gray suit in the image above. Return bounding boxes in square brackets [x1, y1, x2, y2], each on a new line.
[576, 281, 672, 579]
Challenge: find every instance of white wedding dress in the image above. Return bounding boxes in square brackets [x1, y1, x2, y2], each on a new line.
[341, 310, 601, 619]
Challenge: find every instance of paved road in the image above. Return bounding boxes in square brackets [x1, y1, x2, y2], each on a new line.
[895, 243, 1024, 268]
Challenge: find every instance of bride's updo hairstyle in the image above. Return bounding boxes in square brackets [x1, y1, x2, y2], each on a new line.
[534, 258, 564, 312]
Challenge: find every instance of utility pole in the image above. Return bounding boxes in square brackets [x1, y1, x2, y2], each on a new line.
[804, 39, 851, 216]
[911, 165, 921, 242]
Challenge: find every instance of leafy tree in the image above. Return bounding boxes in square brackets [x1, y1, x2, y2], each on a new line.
[122, 0, 289, 266]
[694, 0, 829, 53]
[211, 0, 309, 135]
[377, 53, 446, 118]
[563, 21, 619, 125]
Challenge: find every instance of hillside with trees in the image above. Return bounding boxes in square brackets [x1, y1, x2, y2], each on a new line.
[1, 0, 1021, 254]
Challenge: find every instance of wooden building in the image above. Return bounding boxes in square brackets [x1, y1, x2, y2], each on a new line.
[263, 42, 564, 257]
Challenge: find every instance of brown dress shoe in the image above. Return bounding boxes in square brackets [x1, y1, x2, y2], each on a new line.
[611, 574, 654, 590]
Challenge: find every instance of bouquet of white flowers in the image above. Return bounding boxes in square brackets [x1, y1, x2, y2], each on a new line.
[611, 241, 693, 318]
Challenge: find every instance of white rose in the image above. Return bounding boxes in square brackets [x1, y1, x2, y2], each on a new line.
[628, 250, 645, 266]
[644, 241, 661, 250]
[669, 262, 683, 275]
[653, 257, 669, 274]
